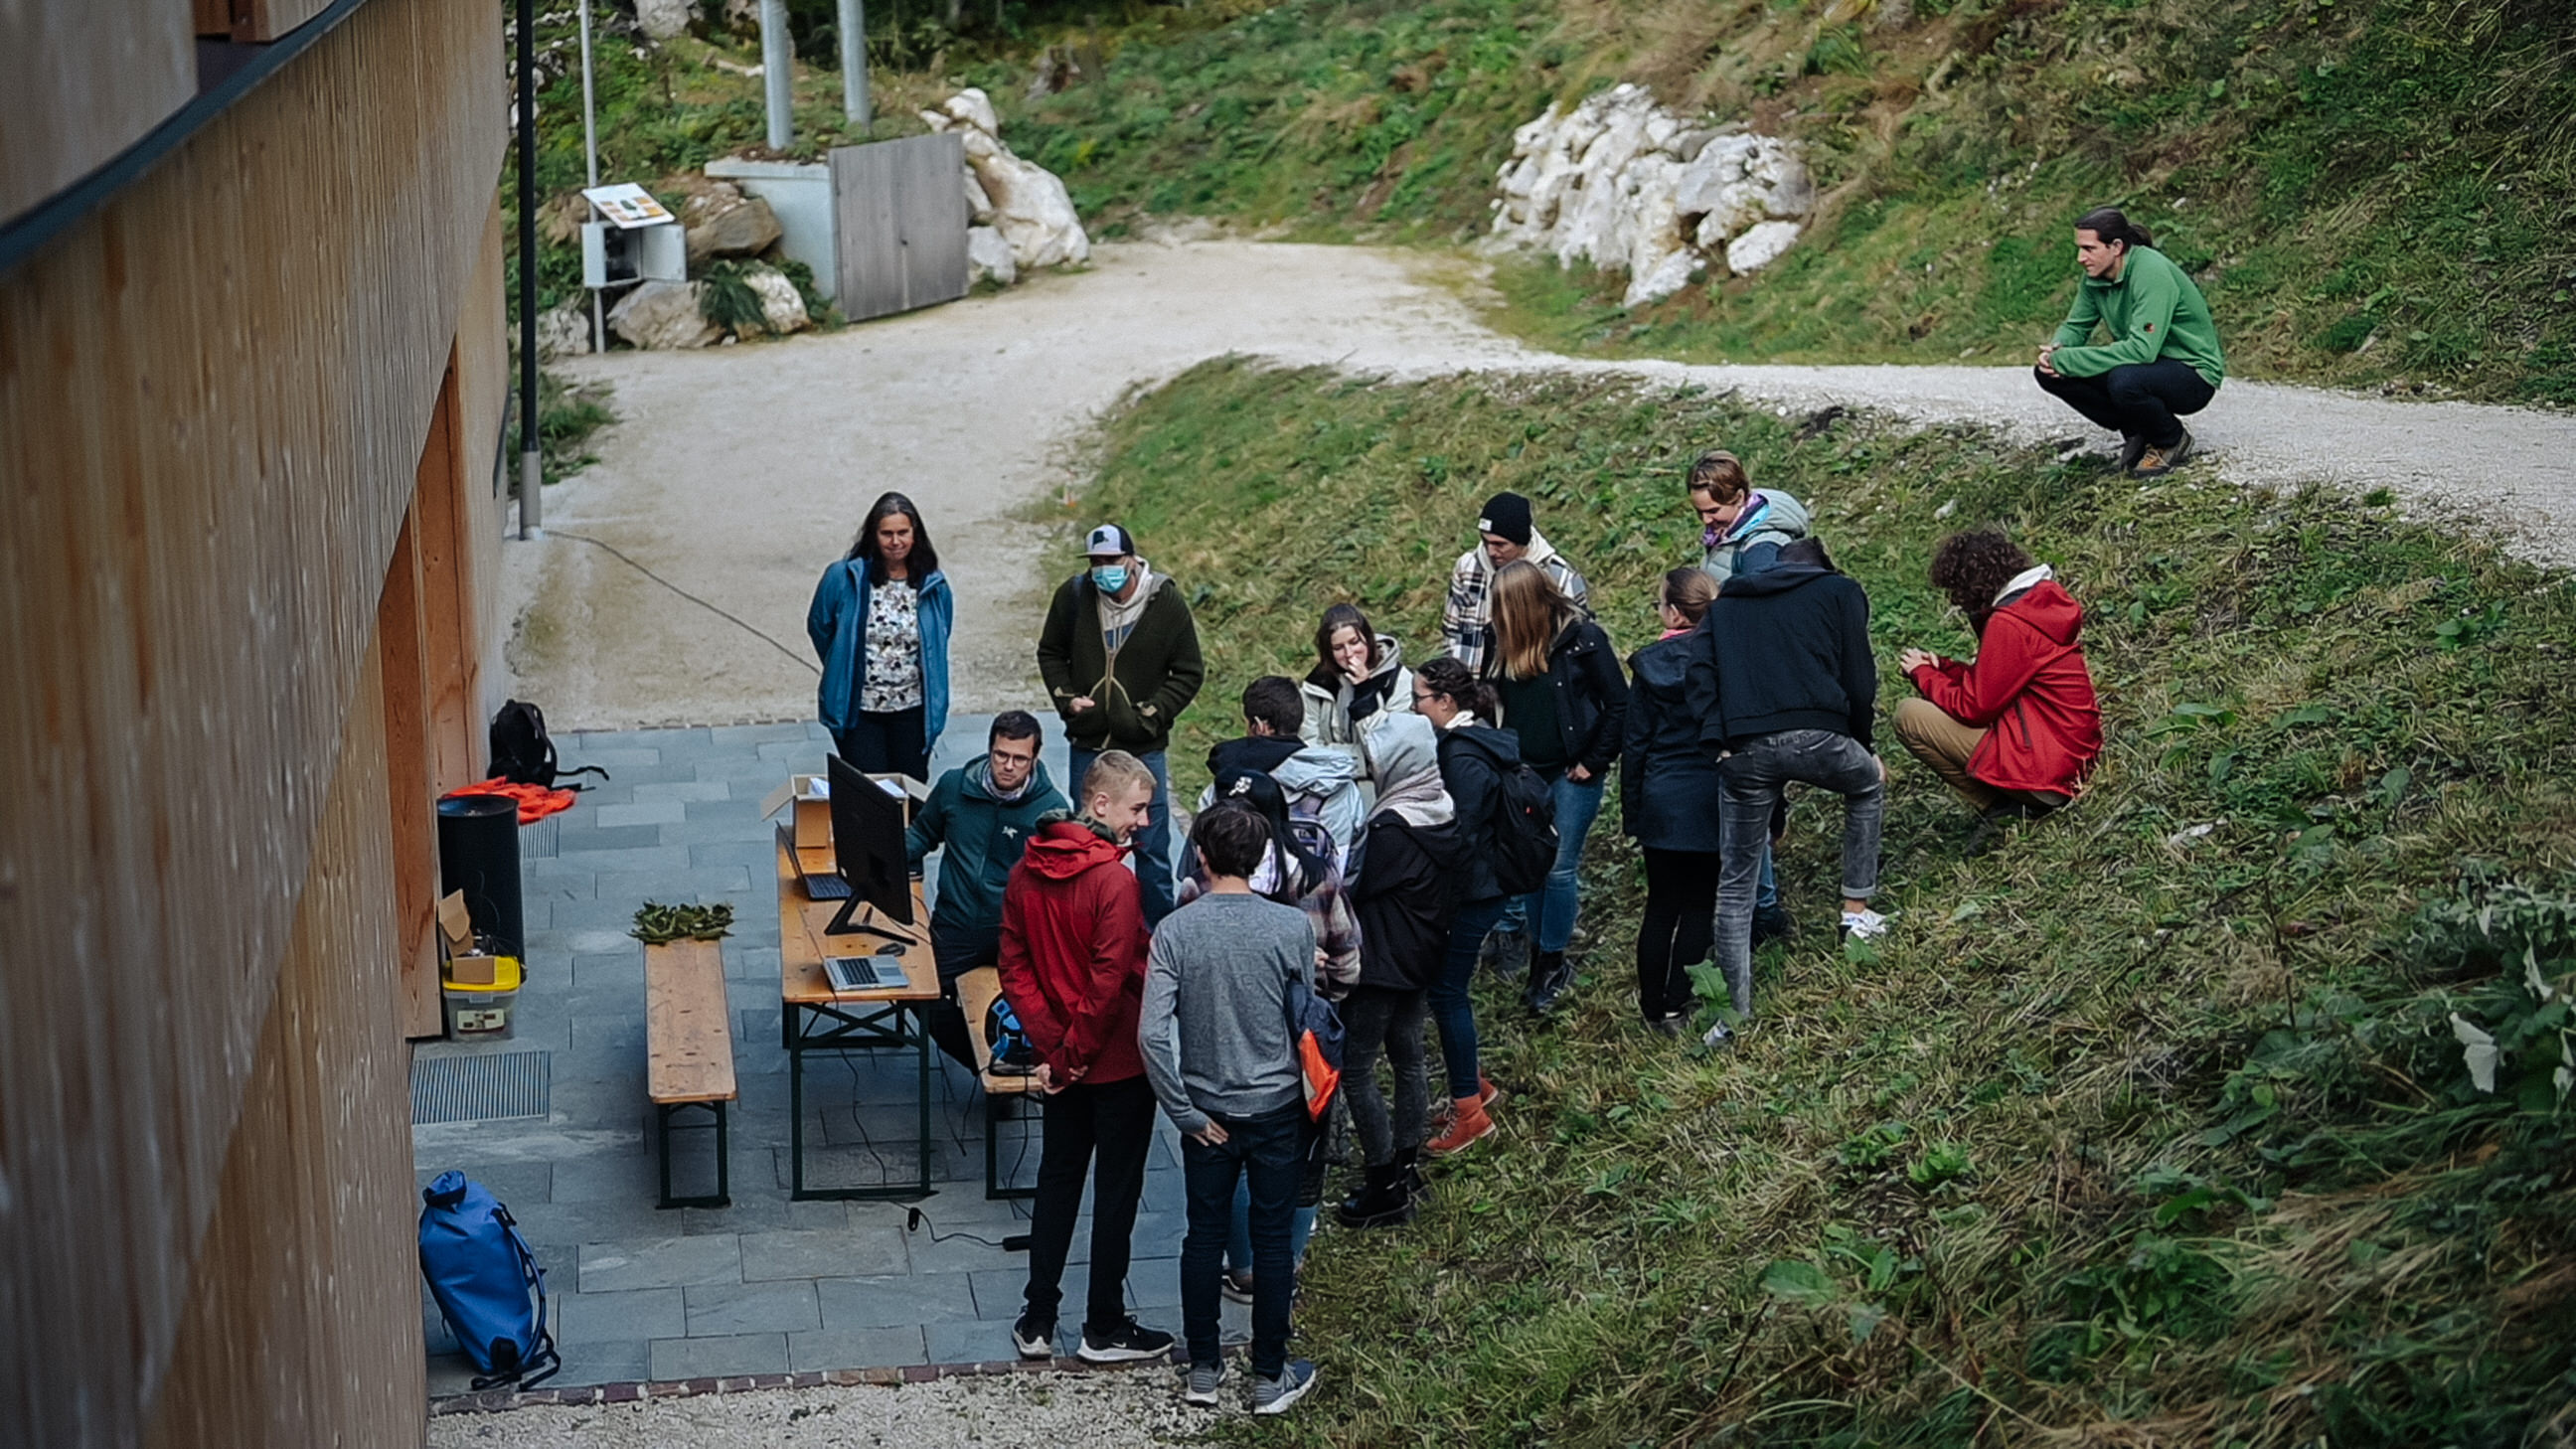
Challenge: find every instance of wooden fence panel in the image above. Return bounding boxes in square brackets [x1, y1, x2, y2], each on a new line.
[829, 132, 969, 322]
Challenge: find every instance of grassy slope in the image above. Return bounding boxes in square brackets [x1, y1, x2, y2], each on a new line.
[998, 0, 2576, 404]
[1077, 358, 2576, 1445]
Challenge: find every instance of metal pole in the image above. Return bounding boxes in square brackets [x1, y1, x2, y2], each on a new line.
[760, 0, 794, 151]
[838, 0, 870, 131]
[578, 0, 602, 353]
[517, 0, 544, 539]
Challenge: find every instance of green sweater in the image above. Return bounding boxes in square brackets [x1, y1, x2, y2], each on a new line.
[1035, 572, 1206, 754]
[2049, 247, 2226, 389]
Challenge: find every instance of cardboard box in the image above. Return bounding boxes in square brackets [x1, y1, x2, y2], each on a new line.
[447, 951, 499, 987]
[760, 774, 835, 852]
[438, 889, 475, 956]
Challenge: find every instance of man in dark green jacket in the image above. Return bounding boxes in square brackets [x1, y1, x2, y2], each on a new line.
[2035, 206, 2226, 479]
[907, 710, 1070, 1068]
[1035, 523, 1206, 924]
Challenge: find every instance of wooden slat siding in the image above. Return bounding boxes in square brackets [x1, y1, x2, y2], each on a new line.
[379, 498, 443, 1040]
[233, 0, 336, 43]
[0, 1, 502, 1443]
[646, 940, 741, 1104]
[416, 352, 480, 791]
[140, 645, 426, 1448]
[196, 0, 234, 36]
[454, 203, 511, 724]
[0, 2, 195, 224]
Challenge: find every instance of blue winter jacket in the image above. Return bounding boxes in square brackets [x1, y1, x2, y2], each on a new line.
[806, 560, 952, 748]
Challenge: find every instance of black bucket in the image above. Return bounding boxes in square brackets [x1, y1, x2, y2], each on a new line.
[437, 795, 525, 961]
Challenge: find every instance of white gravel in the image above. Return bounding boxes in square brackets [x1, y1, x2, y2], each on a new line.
[515, 234, 2576, 728]
[428, 1371, 1219, 1448]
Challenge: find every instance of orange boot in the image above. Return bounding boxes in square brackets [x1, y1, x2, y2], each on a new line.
[1424, 1094, 1495, 1156]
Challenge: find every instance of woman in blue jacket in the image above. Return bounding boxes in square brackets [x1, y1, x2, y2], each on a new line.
[806, 492, 952, 780]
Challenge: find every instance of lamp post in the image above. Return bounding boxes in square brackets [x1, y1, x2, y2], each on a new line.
[517, 0, 543, 539]
[760, 0, 793, 151]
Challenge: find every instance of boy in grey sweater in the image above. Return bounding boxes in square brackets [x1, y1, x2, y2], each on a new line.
[1139, 803, 1321, 1415]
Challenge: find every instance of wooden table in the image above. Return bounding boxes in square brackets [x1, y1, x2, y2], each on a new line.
[777, 837, 941, 1201]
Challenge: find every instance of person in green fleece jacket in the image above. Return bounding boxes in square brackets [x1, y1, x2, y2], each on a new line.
[2034, 206, 2226, 479]
[907, 710, 1070, 1068]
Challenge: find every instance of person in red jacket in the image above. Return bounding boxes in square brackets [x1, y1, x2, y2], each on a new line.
[1894, 531, 2104, 852]
[996, 749, 1178, 1367]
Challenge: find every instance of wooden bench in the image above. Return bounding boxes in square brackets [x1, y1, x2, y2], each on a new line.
[954, 966, 1038, 1201]
[644, 938, 737, 1208]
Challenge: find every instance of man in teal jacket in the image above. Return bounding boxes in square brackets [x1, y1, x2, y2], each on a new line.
[2035, 207, 2226, 479]
[907, 711, 1069, 1067]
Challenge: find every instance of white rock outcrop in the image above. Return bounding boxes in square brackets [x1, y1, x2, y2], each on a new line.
[608, 279, 721, 350]
[740, 267, 811, 335]
[1490, 83, 1814, 306]
[634, 0, 697, 40]
[966, 226, 1019, 287]
[535, 298, 592, 360]
[920, 88, 1089, 273]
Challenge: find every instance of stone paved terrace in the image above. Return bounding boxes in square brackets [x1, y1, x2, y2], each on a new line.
[414, 718, 1247, 1392]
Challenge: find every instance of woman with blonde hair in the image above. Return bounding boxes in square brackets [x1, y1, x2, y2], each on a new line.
[1484, 561, 1626, 1015]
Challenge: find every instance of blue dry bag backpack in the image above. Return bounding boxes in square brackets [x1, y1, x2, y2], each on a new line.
[419, 1170, 561, 1390]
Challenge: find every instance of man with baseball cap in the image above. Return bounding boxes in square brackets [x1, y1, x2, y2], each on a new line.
[1036, 523, 1206, 924]
[1439, 491, 1592, 676]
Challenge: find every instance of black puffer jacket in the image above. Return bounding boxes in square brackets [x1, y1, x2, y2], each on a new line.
[1350, 813, 1464, 991]
[1434, 722, 1522, 905]
[1491, 619, 1628, 779]
[1621, 634, 1725, 854]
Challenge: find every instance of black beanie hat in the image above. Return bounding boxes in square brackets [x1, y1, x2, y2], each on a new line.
[1478, 492, 1532, 547]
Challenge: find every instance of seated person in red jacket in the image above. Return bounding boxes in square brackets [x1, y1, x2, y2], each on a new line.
[1893, 530, 2103, 848]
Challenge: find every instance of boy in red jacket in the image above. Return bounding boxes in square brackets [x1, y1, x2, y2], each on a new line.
[1894, 530, 2104, 853]
[996, 749, 1177, 1366]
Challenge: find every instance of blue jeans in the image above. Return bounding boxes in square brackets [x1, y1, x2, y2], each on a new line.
[1224, 1183, 1316, 1280]
[1431, 895, 1508, 1099]
[1715, 731, 1883, 1017]
[1514, 771, 1606, 955]
[1182, 1102, 1307, 1378]
[1067, 746, 1176, 925]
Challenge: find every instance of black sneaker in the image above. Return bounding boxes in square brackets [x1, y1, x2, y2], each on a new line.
[2117, 432, 2148, 473]
[1645, 1015, 1687, 1038]
[1078, 1316, 1177, 1364]
[1751, 904, 1793, 945]
[1011, 1311, 1055, 1361]
[1526, 950, 1574, 1014]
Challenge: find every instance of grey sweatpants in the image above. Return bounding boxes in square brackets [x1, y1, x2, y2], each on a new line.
[1714, 729, 1883, 1017]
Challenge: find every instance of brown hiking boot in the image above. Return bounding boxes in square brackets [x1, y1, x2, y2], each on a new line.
[2133, 428, 2194, 478]
[1427, 1076, 1503, 1133]
[1424, 1095, 1495, 1156]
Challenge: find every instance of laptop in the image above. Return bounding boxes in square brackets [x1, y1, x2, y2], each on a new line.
[824, 950, 910, 994]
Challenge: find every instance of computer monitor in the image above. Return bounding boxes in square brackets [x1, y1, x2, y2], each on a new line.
[824, 754, 915, 940]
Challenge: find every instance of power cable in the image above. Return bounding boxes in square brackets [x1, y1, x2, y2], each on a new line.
[547, 528, 820, 675]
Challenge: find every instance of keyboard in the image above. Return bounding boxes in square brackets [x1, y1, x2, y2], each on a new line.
[803, 874, 851, 900]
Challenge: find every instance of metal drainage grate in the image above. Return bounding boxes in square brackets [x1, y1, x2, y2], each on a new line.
[411, 1050, 552, 1125]
[520, 813, 561, 860]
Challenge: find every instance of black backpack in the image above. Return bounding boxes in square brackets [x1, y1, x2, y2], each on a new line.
[1487, 760, 1559, 896]
[488, 700, 610, 790]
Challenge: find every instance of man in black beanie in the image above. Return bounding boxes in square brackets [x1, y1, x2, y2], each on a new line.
[1439, 491, 1591, 675]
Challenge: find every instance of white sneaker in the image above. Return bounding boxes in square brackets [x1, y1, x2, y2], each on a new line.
[1839, 908, 1892, 941]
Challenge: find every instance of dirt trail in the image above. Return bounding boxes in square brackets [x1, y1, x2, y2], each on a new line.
[513, 239, 2576, 729]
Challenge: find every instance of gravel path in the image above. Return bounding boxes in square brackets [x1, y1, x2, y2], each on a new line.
[427, 1372, 1215, 1448]
[514, 236, 2576, 727]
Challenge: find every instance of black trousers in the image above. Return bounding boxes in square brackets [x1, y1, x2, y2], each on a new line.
[1637, 847, 1719, 1024]
[1023, 1074, 1156, 1336]
[927, 919, 1002, 1072]
[2034, 360, 2214, 449]
[833, 706, 928, 782]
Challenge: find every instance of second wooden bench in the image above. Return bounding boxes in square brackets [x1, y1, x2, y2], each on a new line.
[644, 938, 737, 1208]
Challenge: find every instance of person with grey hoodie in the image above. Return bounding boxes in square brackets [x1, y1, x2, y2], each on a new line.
[1689, 450, 1812, 587]
[1140, 803, 1322, 1416]
[1196, 676, 1366, 865]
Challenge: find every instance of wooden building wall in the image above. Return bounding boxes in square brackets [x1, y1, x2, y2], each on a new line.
[0, 0, 506, 1442]
[0, 3, 196, 226]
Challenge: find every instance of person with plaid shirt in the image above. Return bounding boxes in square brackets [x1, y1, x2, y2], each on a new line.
[1439, 492, 1590, 676]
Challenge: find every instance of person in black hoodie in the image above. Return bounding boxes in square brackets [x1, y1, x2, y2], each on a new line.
[1684, 538, 1890, 1043]
[1335, 715, 1462, 1228]
[1411, 656, 1512, 1156]
[1486, 561, 1627, 1016]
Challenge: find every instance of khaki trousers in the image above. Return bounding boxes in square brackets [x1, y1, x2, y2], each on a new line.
[1893, 698, 2055, 815]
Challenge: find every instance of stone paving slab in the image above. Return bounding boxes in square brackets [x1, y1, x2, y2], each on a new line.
[418, 720, 1242, 1397]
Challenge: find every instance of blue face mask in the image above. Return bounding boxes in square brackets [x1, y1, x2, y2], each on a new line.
[1090, 564, 1130, 595]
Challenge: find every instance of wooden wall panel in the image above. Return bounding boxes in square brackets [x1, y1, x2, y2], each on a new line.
[0, 2, 196, 225]
[380, 502, 444, 1041]
[0, 1, 503, 1443]
[233, 0, 339, 43]
[416, 356, 481, 793]
[140, 646, 428, 1449]
[454, 202, 512, 724]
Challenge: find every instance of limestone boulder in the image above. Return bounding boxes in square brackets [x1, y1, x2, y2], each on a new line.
[1725, 220, 1804, 275]
[742, 267, 811, 335]
[923, 87, 1090, 271]
[535, 298, 592, 360]
[608, 279, 721, 349]
[681, 185, 782, 266]
[634, 0, 697, 40]
[967, 227, 1019, 287]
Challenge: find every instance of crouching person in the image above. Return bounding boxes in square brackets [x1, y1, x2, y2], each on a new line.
[1140, 803, 1323, 1415]
[1895, 530, 2103, 854]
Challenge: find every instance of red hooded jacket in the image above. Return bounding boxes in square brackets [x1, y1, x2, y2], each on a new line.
[1906, 577, 2103, 799]
[996, 818, 1149, 1084]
